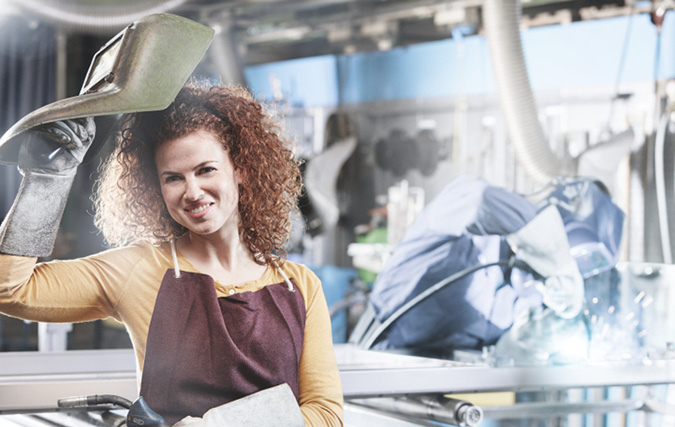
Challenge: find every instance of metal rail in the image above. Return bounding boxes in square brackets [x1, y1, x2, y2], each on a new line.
[1, 345, 675, 420]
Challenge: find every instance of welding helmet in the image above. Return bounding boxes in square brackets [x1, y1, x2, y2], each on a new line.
[541, 178, 625, 279]
[0, 13, 215, 165]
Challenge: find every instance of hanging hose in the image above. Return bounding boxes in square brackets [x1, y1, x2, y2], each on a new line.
[58, 395, 169, 427]
[654, 112, 672, 263]
[205, 11, 248, 87]
[483, 0, 565, 185]
[58, 394, 132, 409]
[651, 8, 671, 264]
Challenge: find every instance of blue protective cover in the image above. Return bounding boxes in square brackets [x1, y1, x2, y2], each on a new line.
[369, 176, 543, 350]
[369, 176, 625, 351]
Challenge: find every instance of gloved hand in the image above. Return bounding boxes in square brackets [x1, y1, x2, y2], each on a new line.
[18, 118, 95, 175]
[506, 205, 584, 319]
[0, 118, 96, 257]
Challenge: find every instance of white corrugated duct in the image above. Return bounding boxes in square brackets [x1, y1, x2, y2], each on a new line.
[483, 0, 566, 185]
[8, 0, 188, 35]
[6, 0, 249, 87]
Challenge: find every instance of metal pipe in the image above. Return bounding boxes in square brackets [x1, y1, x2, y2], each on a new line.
[351, 395, 483, 427]
[206, 12, 248, 87]
[483, 0, 565, 185]
[481, 399, 644, 419]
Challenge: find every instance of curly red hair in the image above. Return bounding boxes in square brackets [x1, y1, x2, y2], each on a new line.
[93, 82, 302, 263]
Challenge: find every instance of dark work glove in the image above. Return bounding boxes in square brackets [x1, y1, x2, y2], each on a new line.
[0, 117, 96, 257]
[18, 118, 96, 175]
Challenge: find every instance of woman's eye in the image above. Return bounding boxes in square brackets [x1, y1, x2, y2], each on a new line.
[164, 175, 181, 183]
[199, 167, 216, 174]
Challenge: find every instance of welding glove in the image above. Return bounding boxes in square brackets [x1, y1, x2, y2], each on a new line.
[0, 118, 95, 257]
[173, 384, 305, 427]
[506, 205, 584, 319]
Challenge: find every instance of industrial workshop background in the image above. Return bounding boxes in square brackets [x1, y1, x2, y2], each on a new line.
[1, 0, 675, 426]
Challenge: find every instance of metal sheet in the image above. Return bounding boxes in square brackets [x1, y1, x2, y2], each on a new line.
[344, 403, 440, 427]
[0, 349, 137, 412]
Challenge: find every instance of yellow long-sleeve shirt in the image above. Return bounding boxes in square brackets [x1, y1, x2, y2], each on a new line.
[0, 241, 344, 426]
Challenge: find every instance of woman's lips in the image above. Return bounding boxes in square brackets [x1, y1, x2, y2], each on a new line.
[185, 202, 213, 218]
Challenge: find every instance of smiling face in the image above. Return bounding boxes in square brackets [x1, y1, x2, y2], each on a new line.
[155, 129, 241, 240]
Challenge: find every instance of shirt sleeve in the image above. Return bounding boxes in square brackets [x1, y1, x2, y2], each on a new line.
[0, 245, 144, 323]
[295, 266, 345, 426]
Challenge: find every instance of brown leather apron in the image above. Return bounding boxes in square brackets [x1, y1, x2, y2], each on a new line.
[139, 269, 306, 425]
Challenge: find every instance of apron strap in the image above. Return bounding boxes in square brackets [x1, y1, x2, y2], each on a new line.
[170, 239, 181, 279]
[272, 259, 295, 292]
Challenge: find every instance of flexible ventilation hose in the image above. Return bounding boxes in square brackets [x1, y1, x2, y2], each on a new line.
[209, 17, 248, 86]
[9, 0, 188, 34]
[483, 0, 564, 185]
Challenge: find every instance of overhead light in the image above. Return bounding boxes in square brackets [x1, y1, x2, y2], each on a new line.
[434, 7, 466, 26]
[328, 26, 351, 43]
[376, 38, 393, 51]
[344, 44, 357, 55]
[246, 26, 311, 44]
[360, 20, 389, 38]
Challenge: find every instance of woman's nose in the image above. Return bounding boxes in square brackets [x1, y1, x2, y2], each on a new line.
[183, 177, 204, 201]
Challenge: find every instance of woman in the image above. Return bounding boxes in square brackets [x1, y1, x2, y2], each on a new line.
[0, 82, 344, 425]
